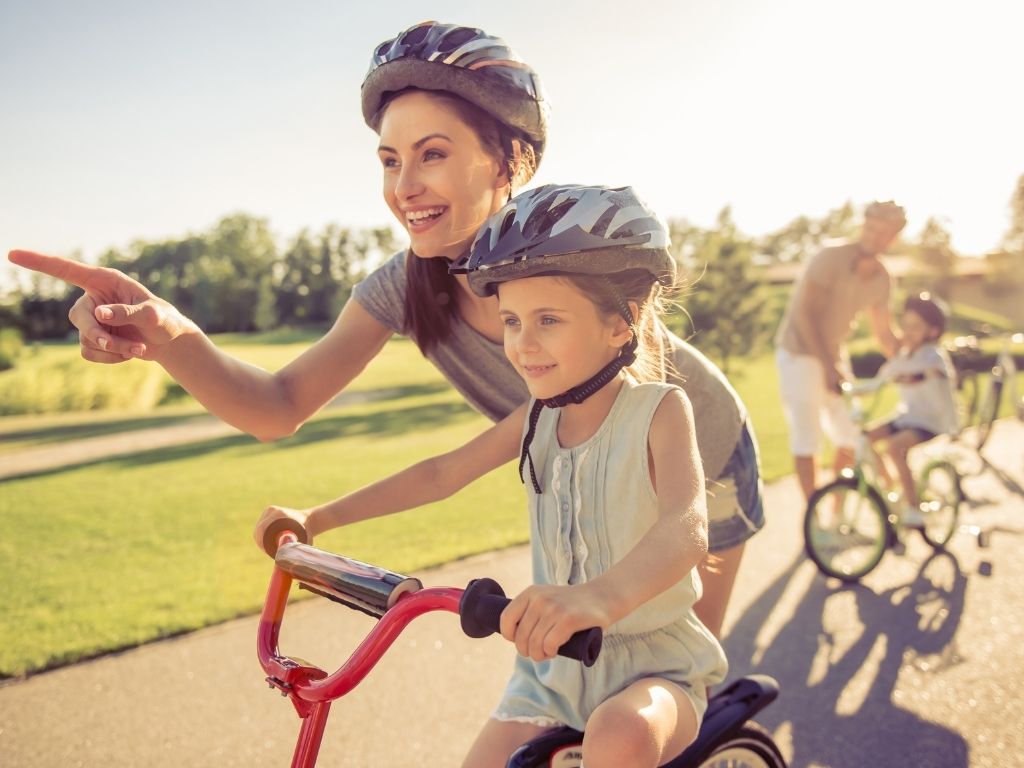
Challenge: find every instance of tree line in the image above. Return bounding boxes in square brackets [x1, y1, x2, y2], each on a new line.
[2, 174, 1023, 375]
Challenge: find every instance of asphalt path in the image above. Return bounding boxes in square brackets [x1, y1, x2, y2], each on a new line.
[1, 421, 1021, 767]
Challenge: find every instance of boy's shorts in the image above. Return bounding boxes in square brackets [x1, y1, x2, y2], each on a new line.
[706, 420, 765, 553]
[775, 347, 858, 456]
[876, 418, 938, 444]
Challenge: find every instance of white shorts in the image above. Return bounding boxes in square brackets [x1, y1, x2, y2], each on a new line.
[775, 348, 858, 456]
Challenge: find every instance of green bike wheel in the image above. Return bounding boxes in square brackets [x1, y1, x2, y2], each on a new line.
[804, 478, 889, 582]
[916, 460, 962, 549]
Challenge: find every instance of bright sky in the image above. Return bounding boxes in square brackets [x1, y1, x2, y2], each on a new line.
[2, 0, 1021, 293]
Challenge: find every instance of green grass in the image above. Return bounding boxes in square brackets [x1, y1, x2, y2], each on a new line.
[18, 329, 1001, 678]
[0, 388, 524, 677]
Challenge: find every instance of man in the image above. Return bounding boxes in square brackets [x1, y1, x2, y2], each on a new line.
[775, 201, 906, 501]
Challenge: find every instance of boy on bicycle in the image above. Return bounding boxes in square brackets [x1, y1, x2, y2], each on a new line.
[868, 292, 959, 526]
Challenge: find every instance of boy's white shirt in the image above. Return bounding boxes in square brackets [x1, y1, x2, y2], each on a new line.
[877, 342, 960, 435]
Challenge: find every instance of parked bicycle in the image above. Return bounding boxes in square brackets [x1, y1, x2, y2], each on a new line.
[258, 529, 786, 767]
[948, 329, 1024, 451]
[804, 380, 964, 583]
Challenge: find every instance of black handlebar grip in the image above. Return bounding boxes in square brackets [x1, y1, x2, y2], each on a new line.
[263, 517, 309, 557]
[459, 578, 603, 667]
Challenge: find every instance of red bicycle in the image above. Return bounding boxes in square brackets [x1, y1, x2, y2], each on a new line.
[258, 528, 785, 767]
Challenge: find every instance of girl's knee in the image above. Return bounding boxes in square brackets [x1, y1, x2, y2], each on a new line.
[581, 681, 698, 768]
[582, 705, 660, 768]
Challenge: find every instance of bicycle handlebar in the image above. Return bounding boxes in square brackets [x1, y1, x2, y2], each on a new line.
[459, 577, 603, 667]
[258, 536, 603, 713]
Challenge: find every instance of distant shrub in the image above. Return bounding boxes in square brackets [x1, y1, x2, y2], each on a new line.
[0, 355, 169, 415]
[0, 327, 24, 371]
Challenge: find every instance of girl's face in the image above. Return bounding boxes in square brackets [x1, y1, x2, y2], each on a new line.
[377, 90, 510, 261]
[497, 276, 631, 400]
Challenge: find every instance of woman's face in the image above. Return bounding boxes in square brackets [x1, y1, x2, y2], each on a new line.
[377, 91, 509, 261]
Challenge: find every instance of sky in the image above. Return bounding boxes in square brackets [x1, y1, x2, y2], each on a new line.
[2, 0, 1022, 292]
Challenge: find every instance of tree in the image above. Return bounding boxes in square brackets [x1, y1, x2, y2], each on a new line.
[986, 172, 1024, 296]
[757, 201, 857, 263]
[667, 208, 771, 373]
[1002, 171, 1024, 255]
[912, 216, 958, 298]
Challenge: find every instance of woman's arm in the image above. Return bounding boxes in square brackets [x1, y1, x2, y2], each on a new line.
[501, 389, 708, 660]
[253, 403, 528, 554]
[159, 299, 392, 440]
[8, 250, 394, 441]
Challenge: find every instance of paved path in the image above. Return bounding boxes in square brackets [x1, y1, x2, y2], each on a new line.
[0, 389, 398, 481]
[1, 422, 1022, 767]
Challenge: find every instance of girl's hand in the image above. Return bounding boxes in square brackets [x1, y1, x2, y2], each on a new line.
[499, 584, 612, 662]
[7, 250, 196, 363]
[253, 505, 314, 556]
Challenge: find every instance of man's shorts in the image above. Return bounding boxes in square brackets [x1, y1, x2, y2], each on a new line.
[775, 347, 858, 457]
[706, 420, 765, 553]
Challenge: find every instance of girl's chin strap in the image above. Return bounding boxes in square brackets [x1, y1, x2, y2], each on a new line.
[518, 322, 638, 494]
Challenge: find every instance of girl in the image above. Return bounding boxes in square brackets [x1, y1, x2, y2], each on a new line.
[254, 185, 728, 768]
[7, 20, 761, 638]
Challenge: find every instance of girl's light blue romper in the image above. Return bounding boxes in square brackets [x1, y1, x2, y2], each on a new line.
[493, 380, 728, 731]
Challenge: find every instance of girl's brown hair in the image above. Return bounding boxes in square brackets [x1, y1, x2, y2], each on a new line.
[558, 268, 674, 384]
[372, 88, 538, 354]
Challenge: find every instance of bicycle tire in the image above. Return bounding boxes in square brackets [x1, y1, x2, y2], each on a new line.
[956, 369, 979, 431]
[691, 722, 787, 768]
[975, 379, 1002, 450]
[804, 478, 889, 582]
[916, 460, 962, 549]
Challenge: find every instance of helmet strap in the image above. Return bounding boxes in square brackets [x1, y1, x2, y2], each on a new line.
[518, 277, 639, 493]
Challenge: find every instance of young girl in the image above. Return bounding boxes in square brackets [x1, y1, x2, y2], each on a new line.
[868, 292, 960, 525]
[9, 20, 760, 639]
[254, 184, 727, 768]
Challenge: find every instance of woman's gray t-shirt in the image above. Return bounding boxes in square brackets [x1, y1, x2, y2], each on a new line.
[352, 250, 745, 479]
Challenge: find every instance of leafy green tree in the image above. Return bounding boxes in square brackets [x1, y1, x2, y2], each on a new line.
[668, 208, 771, 373]
[1002, 171, 1024, 255]
[912, 216, 958, 298]
[758, 201, 857, 263]
[986, 172, 1024, 295]
[275, 230, 321, 326]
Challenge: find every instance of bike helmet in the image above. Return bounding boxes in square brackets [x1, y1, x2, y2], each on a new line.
[456, 184, 675, 298]
[361, 21, 549, 162]
[865, 200, 907, 229]
[455, 184, 675, 493]
[904, 291, 948, 334]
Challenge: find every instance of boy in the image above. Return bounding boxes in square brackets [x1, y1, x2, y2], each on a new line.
[868, 292, 960, 525]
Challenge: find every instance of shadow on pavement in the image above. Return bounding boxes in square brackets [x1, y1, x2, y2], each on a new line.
[723, 552, 969, 768]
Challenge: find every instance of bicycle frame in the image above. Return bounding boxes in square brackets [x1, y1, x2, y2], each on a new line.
[258, 533, 601, 768]
[838, 384, 895, 507]
[257, 533, 465, 768]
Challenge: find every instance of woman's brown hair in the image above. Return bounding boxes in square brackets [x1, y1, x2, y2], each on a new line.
[372, 88, 537, 354]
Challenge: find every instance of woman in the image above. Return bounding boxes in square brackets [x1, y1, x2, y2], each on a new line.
[8, 21, 762, 638]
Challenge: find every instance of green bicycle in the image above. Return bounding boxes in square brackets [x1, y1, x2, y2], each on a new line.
[804, 380, 964, 583]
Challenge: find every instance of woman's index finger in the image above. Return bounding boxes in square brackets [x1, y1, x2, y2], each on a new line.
[7, 250, 103, 290]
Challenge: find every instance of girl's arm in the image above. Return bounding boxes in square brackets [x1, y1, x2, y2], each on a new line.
[253, 403, 528, 554]
[501, 389, 708, 661]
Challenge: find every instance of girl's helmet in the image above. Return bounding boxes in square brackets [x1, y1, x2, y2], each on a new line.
[455, 184, 676, 494]
[456, 184, 675, 297]
[904, 291, 948, 334]
[361, 21, 549, 162]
